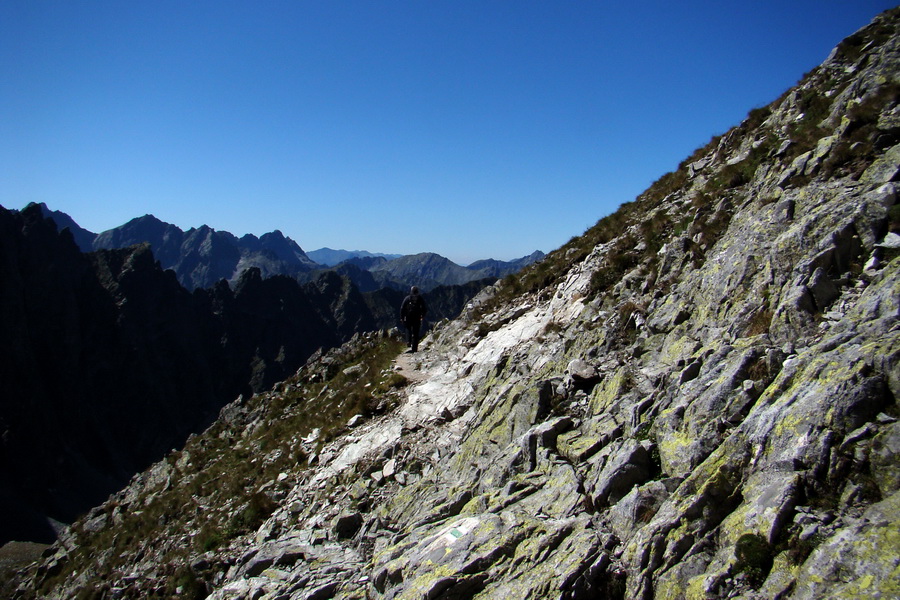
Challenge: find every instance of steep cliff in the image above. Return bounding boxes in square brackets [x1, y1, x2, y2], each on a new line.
[0, 205, 233, 543]
[9, 7, 900, 600]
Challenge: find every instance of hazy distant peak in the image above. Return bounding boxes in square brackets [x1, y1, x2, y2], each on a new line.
[306, 248, 403, 266]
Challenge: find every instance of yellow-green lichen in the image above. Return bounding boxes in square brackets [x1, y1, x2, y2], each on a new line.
[657, 426, 696, 475]
[395, 564, 459, 600]
[659, 335, 702, 367]
[557, 430, 605, 462]
[590, 367, 631, 415]
[685, 572, 712, 600]
[759, 551, 800, 598]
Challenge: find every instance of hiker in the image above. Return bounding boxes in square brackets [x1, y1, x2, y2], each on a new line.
[400, 286, 427, 352]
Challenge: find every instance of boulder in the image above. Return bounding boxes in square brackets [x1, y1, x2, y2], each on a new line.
[807, 267, 840, 311]
[567, 359, 599, 381]
[870, 421, 900, 495]
[607, 480, 670, 542]
[788, 491, 900, 599]
[876, 231, 900, 249]
[586, 439, 654, 507]
[242, 536, 310, 577]
[333, 512, 364, 539]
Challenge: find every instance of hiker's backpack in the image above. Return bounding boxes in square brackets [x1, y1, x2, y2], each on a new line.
[404, 294, 424, 320]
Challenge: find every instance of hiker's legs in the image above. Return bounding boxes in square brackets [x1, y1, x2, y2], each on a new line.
[404, 319, 417, 350]
[411, 321, 421, 352]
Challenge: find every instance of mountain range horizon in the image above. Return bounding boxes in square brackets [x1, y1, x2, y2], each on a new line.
[31, 202, 538, 269]
[26, 202, 544, 294]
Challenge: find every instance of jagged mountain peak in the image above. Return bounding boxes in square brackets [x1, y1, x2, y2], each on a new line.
[88, 216, 319, 289]
[118, 213, 176, 232]
[258, 230, 315, 262]
[260, 229, 286, 240]
[9, 8, 900, 600]
[33, 206, 534, 293]
[33, 202, 97, 252]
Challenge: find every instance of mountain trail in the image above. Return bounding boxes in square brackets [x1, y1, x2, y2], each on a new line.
[391, 346, 433, 385]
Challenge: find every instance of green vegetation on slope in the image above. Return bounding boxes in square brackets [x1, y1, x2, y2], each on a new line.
[31, 332, 408, 600]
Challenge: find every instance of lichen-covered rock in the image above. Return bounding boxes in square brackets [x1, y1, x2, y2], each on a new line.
[788, 491, 900, 600]
[585, 439, 653, 508]
[870, 420, 900, 495]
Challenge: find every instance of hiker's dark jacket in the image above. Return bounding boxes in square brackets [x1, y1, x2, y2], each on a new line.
[401, 293, 427, 324]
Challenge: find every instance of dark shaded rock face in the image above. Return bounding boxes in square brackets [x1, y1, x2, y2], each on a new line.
[0, 206, 153, 541]
[0, 206, 234, 542]
[0, 206, 357, 544]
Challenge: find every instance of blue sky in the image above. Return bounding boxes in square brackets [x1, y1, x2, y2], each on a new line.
[1, 1, 895, 265]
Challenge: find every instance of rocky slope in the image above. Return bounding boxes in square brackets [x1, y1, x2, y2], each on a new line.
[9, 7, 900, 600]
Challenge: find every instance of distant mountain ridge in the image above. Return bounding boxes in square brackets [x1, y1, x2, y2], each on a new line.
[307, 247, 402, 266]
[364, 251, 532, 291]
[90, 213, 318, 290]
[35, 204, 544, 292]
[465, 250, 546, 277]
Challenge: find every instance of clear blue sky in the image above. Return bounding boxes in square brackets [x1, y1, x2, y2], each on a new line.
[1, 1, 895, 265]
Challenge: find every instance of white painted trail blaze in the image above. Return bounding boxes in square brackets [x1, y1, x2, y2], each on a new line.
[420, 516, 480, 556]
